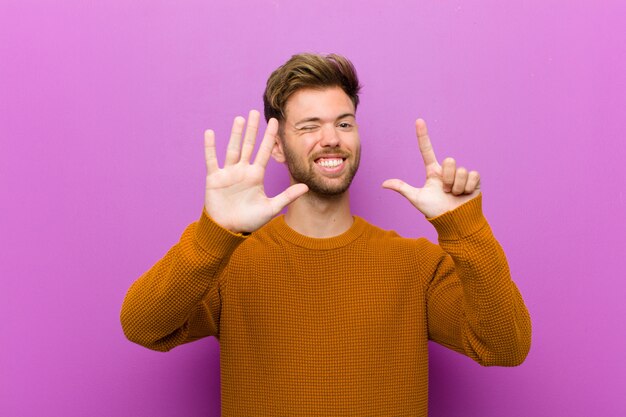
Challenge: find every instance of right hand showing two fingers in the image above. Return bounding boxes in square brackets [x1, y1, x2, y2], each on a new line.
[204, 110, 308, 234]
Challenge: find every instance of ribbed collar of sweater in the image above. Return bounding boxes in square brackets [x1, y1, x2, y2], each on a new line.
[265, 215, 368, 251]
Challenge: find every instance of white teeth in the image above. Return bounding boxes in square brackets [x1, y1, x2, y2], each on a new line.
[317, 158, 343, 168]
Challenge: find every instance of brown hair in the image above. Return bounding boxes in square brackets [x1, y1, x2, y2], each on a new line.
[263, 53, 361, 123]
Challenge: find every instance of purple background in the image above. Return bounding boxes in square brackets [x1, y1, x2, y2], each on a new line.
[2, 1, 625, 416]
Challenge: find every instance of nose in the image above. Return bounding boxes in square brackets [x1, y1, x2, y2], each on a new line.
[319, 123, 340, 147]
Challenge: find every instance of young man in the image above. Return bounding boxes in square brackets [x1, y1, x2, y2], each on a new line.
[121, 53, 531, 416]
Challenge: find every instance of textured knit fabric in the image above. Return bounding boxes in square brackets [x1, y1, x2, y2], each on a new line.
[121, 195, 531, 416]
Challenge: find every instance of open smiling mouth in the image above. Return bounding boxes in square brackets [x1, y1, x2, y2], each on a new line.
[315, 157, 345, 168]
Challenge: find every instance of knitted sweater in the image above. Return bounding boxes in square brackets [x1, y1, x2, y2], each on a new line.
[121, 195, 531, 416]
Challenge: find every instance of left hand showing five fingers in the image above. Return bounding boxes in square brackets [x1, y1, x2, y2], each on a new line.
[382, 118, 481, 219]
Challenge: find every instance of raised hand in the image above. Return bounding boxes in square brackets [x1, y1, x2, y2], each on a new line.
[382, 119, 481, 219]
[204, 110, 309, 233]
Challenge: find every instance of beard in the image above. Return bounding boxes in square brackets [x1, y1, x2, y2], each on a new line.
[282, 144, 361, 196]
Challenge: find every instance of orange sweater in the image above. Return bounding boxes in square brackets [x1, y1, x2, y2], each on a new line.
[121, 195, 531, 416]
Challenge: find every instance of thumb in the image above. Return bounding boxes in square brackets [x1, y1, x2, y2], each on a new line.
[269, 183, 309, 215]
[382, 179, 418, 201]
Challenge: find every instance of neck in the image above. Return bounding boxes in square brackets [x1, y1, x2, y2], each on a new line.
[284, 190, 353, 238]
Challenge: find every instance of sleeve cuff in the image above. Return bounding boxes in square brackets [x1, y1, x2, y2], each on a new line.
[427, 194, 487, 241]
[194, 208, 249, 257]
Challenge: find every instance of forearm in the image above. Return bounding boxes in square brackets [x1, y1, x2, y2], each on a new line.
[120, 211, 246, 351]
[428, 196, 531, 366]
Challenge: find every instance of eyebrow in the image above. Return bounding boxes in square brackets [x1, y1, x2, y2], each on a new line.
[293, 113, 356, 127]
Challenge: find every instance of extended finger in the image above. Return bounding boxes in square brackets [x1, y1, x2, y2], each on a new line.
[204, 129, 219, 174]
[441, 157, 456, 192]
[382, 179, 418, 201]
[254, 118, 279, 168]
[465, 171, 481, 194]
[269, 183, 309, 215]
[451, 167, 468, 195]
[416, 119, 439, 169]
[225, 116, 245, 166]
[240, 110, 260, 163]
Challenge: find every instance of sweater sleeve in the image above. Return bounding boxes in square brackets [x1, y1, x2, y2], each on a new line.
[424, 194, 531, 366]
[120, 210, 247, 352]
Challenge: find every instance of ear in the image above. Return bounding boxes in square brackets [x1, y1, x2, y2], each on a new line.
[271, 137, 286, 163]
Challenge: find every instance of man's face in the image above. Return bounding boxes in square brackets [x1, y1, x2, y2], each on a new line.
[275, 86, 361, 196]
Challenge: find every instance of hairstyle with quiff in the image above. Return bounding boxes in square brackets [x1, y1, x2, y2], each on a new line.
[263, 53, 361, 124]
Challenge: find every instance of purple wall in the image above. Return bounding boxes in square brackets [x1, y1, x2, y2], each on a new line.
[2, 1, 625, 416]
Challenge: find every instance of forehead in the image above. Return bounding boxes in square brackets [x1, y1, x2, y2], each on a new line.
[284, 87, 355, 122]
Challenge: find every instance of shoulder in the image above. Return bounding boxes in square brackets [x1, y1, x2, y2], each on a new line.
[356, 216, 441, 256]
[355, 218, 448, 285]
[229, 217, 286, 260]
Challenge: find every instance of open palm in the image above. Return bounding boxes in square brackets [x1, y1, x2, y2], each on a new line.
[204, 110, 308, 233]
